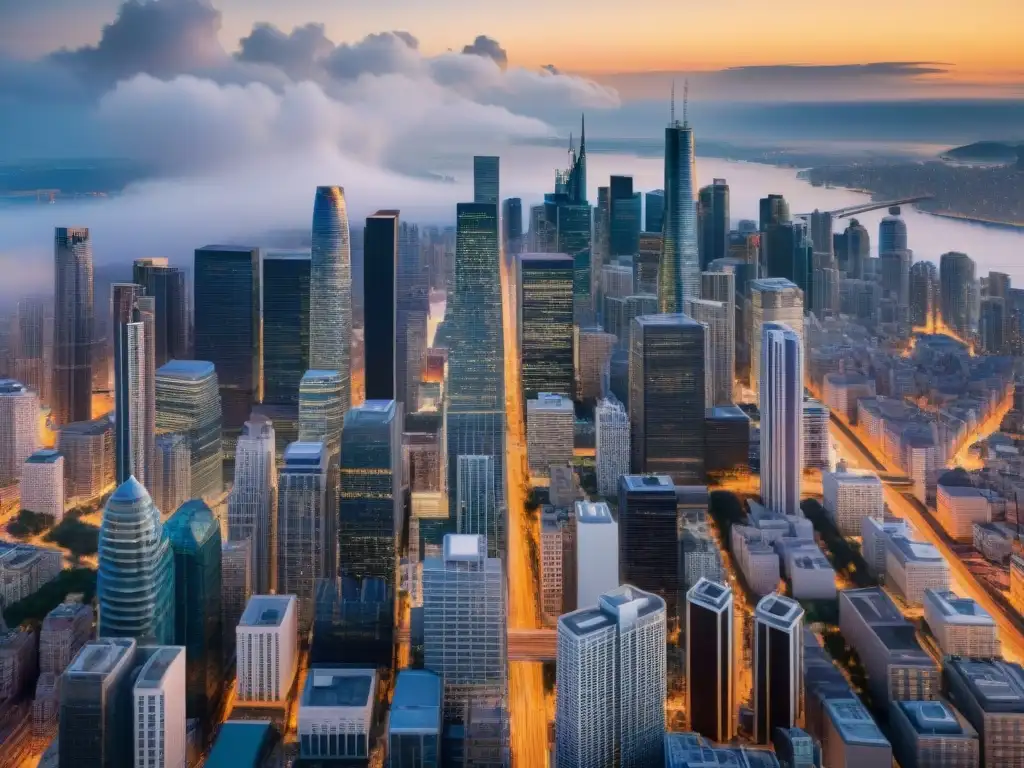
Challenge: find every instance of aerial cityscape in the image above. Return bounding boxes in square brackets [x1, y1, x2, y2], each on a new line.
[0, 1, 1023, 767]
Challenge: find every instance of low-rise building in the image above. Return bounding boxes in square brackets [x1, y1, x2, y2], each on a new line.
[861, 515, 913, 579]
[236, 595, 298, 707]
[821, 697, 892, 768]
[389, 670, 442, 768]
[21, 449, 64, 521]
[937, 484, 991, 542]
[923, 589, 1000, 659]
[790, 555, 838, 600]
[886, 533, 950, 607]
[0, 542, 63, 609]
[39, 597, 93, 675]
[731, 526, 782, 596]
[297, 667, 376, 762]
[889, 699, 980, 768]
[823, 470, 883, 537]
[0, 627, 37, 700]
[973, 522, 1015, 563]
[943, 657, 1024, 768]
[823, 372, 876, 424]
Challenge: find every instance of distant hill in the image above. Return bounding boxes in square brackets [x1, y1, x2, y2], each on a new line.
[940, 141, 1022, 164]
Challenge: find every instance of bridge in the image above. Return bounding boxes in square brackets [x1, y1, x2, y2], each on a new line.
[396, 627, 557, 661]
[796, 195, 934, 220]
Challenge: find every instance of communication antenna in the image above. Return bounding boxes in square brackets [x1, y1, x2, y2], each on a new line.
[683, 78, 690, 126]
[670, 80, 676, 125]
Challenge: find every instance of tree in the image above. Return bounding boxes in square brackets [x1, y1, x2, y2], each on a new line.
[44, 518, 100, 560]
[6, 509, 54, 539]
[708, 490, 747, 540]
[2, 568, 97, 628]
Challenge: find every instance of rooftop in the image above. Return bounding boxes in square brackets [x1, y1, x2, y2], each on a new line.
[344, 400, 398, 425]
[108, 476, 152, 505]
[620, 474, 675, 493]
[156, 359, 215, 380]
[887, 534, 946, 565]
[528, 393, 573, 411]
[873, 625, 933, 659]
[206, 720, 276, 768]
[443, 533, 484, 562]
[519, 252, 573, 266]
[827, 471, 882, 486]
[634, 312, 702, 328]
[755, 594, 803, 630]
[939, 484, 987, 500]
[25, 449, 61, 465]
[301, 667, 375, 708]
[196, 244, 258, 254]
[751, 277, 800, 292]
[135, 646, 185, 689]
[389, 670, 442, 735]
[283, 441, 325, 464]
[300, 369, 343, 383]
[706, 404, 750, 421]
[575, 500, 614, 525]
[824, 698, 890, 747]
[67, 638, 136, 676]
[946, 658, 1024, 713]
[925, 589, 994, 625]
[687, 578, 732, 612]
[559, 606, 616, 638]
[896, 700, 974, 737]
[240, 595, 295, 628]
[792, 555, 834, 572]
[842, 587, 906, 625]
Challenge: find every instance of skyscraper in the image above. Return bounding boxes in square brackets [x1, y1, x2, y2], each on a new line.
[277, 441, 333, 630]
[629, 314, 706, 484]
[135, 295, 157, 488]
[298, 370, 344, 455]
[685, 298, 733, 406]
[981, 296, 1007, 353]
[261, 250, 310, 406]
[0, 380, 38, 488]
[52, 227, 94, 428]
[760, 323, 804, 516]
[685, 578, 734, 743]
[152, 432, 190, 519]
[309, 186, 352, 414]
[473, 156, 500, 205]
[699, 179, 730, 268]
[645, 190, 664, 233]
[879, 208, 908, 254]
[660, 102, 700, 313]
[132, 258, 188, 367]
[456, 455, 498, 557]
[595, 397, 629, 497]
[750, 278, 804, 397]
[396, 221, 427, 412]
[228, 414, 277, 594]
[763, 220, 813, 307]
[365, 210, 400, 401]
[155, 360, 223, 502]
[609, 175, 641, 258]
[879, 249, 913, 324]
[838, 219, 870, 279]
[502, 198, 523, 254]
[940, 251, 976, 338]
[132, 646, 187, 768]
[113, 303, 147, 486]
[518, 254, 575, 404]
[422, 534, 506, 722]
[759, 195, 790, 231]
[97, 478, 175, 644]
[556, 585, 667, 768]
[164, 500, 223, 731]
[701, 270, 737, 376]
[753, 594, 804, 744]
[14, 296, 51, 404]
[219, 540, 251, 663]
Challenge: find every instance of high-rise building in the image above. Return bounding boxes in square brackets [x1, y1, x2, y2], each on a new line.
[473, 156, 499, 205]
[132, 646, 187, 768]
[556, 585, 667, 768]
[837, 218, 870, 279]
[277, 441, 333, 630]
[445, 411, 505, 545]
[59, 637, 138, 768]
[220, 540, 251, 662]
[261, 250, 310, 406]
[14, 296, 51, 403]
[57, 414, 114, 503]
[21, 449, 64, 521]
[879, 249, 913, 323]
[753, 594, 804, 743]
[228, 413, 278, 594]
[396, 222, 428, 412]
[750, 278, 803, 397]
[165, 500, 223, 730]
[760, 323, 804, 516]
[113, 304, 147, 486]
[52, 227, 94, 428]
[645, 190, 665, 233]
[763, 220, 814, 307]
[309, 186, 352, 414]
[823, 471, 884, 537]
[152, 432, 190, 519]
[502, 198, 523, 254]
[980, 296, 1006, 353]
[759, 195, 790, 231]
[518, 254, 574, 404]
[686, 578, 734, 743]
[365, 210, 399, 401]
[699, 179, 730, 268]
[910, 261, 938, 329]
[660, 104, 700, 313]
[298, 369, 344, 455]
[135, 295, 158, 483]
[940, 252, 976, 338]
[40, 599, 94, 677]
[193, 245, 260, 455]
[97, 478, 175, 644]
[456, 455, 497, 555]
[389, 670, 443, 768]
[155, 360, 223, 501]
[879, 208, 909, 254]
[132, 258, 189, 367]
[595, 397, 629, 497]
[629, 314, 706, 484]
[422, 534, 506, 721]
[618, 474, 681, 623]
[526, 392, 574, 478]
[943, 657, 1024, 768]
[636, 234, 662, 295]
[235, 594, 298, 706]
[610, 175, 641, 258]
[0, 379, 38, 487]
[685, 297, 733, 406]
[574, 501, 619, 610]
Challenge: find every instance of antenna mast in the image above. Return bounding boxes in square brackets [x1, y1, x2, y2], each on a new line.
[683, 79, 689, 126]
[670, 80, 676, 125]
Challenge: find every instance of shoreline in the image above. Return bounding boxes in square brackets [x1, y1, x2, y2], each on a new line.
[921, 210, 1024, 231]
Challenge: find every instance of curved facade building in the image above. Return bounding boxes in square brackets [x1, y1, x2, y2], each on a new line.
[879, 211, 908, 254]
[155, 360, 223, 502]
[310, 187, 352, 416]
[659, 120, 699, 313]
[52, 227, 94, 428]
[97, 477, 175, 643]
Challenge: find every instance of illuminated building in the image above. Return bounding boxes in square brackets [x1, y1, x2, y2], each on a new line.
[112, 298, 147, 486]
[52, 227, 94, 428]
[659, 103, 700, 313]
[261, 250, 310, 406]
[235, 594, 298, 706]
[152, 432, 190, 518]
[397, 221, 428, 411]
[133, 646, 187, 768]
[823, 471, 883, 537]
[575, 327, 615, 401]
[21, 449, 64, 521]
[220, 539, 251, 662]
[132, 258, 188, 367]
[910, 261, 938, 328]
[595, 397, 629, 497]
[228, 414, 277, 594]
[526, 393, 574, 479]
[940, 251, 976, 338]
[456, 455, 497, 557]
[759, 323, 803, 515]
[518, 254, 574, 405]
[685, 297, 733, 405]
[751, 278, 803, 397]
[922, 589, 999, 658]
[0, 379, 39, 489]
[942, 658, 1024, 768]
[155, 360, 223, 502]
[58, 414, 114, 503]
[889, 699, 979, 768]
[310, 186, 352, 415]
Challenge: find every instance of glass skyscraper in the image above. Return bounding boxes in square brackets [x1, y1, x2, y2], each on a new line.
[298, 370, 344, 455]
[364, 211, 400, 401]
[113, 302, 147, 487]
[473, 156, 500, 205]
[165, 499, 223, 733]
[53, 227, 94, 428]
[659, 116, 700, 313]
[760, 323, 804, 516]
[698, 179, 730, 268]
[309, 186, 352, 414]
[517, 254, 574, 404]
[645, 190, 664, 233]
[396, 222, 427, 412]
[609, 175, 641, 258]
[228, 413, 277, 594]
[97, 478, 175, 644]
[132, 258, 188, 367]
[155, 360, 223, 502]
[261, 250, 310, 405]
[456, 455, 497, 557]
[940, 251, 976, 338]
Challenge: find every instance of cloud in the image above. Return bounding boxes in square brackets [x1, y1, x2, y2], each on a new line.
[323, 30, 422, 80]
[461, 35, 508, 70]
[235, 22, 335, 80]
[542, 64, 561, 75]
[721, 62, 951, 79]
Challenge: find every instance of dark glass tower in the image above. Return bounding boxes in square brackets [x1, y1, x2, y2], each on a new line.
[940, 251, 976, 338]
[165, 499, 224, 735]
[518, 254, 575, 403]
[261, 251, 310, 405]
[473, 156, 500, 205]
[838, 219, 870, 279]
[660, 113, 700, 313]
[556, 202, 593, 326]
[396, 222, 427, 412]
[645, 190, 664, 233]
[764, 221, 814, 310]
[609, 175, 641, 258]
[629, 314, 706, 484]
[686, 578, 734, 743]
[53, 227, 94, 428]
[618, 474, 681, 623]
[132, 258, 188, 366]
[759, 195, 790, 231]
[193, 245, 260, 458]
[698, 179, 729, 268]
[910, 260, 938, 328]
[753, 594, 804, 744]
[502, 198, 523, 252]
[364, 210, 400, 402]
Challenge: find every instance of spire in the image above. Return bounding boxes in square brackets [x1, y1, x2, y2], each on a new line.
[683, 78, 690, 127]
[580, 113, 586, 152]
[670, 80, 676, 125]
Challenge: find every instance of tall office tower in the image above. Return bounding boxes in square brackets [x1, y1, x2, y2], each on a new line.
[132, 258, 189, 366]
[753, 594, 804, 744]
[813, 265, 841, 318]
[422, 534, 506, 722]
[556, 585, 667, 768]
[155, 360, 223, 501]
[396, 222, 427, 412]
[59, 637, 138, 768]
[750, 278, 804, 397]
[277, 441, 332, 630]
[685, 298, 733, 406]
[760, 323, 804, 516]
[837, 218, 870, 278]
[605, 293, 659, 350]
[528, 203, 555, 253]
[609, 175, 641, 258]
[596, 397, 629, 497]
[629, 314, 706, 484]
[518, 254, 574, 403]
[365, 210, 400, 401]
[219, 539, 251, 662]
[879, 207, 908, 254]
[309, 186, 352, 414]
[981, 296, 1007, 353]
[14, 296, 50, 401]
[698, 179, 730, 268]
[686, 578, 734, 743]
[132, 646, 187, 768]
[987, 270, 1011, 299]
[763, 220, 814, 306]
[165, 500, 223, 731]
[879, 249, 913, 322]
[759, 194, 790, 231]
[22, 449, 65, 520]
[235, 595, 299, 706]
[52, 227, 94, 428]
[636, 233, 662, 295]
[808, 210, 835, 265]
[338, 401, 402, 628]
[659, 107, 700, 313]
[909, 261, 938, 329]
[526, 393, 574, 478]
[261, 250, 310, 406]
[940, 251, 976, 338]
[618, 474, 681, 623]
[473, 156, 500, 205]
[575, 327, 615, 401]
[113, 305, 146, 486]
[645, 189, 665, 233]
[556, 202, 595, 327]
[136, 295, 157, 483]
[502, 197, 523, 253]
[193, 245, 260, 457]
[0, 380, 38, 487]
[457, 455, 497, 555]
[298, 369, 344, 455]
[594, 186, 610, 268]
[58, 415, 114, 503]
[573, 501, 620, 609]
[228, 414, 277, 594]
[152, 433, 190, 518]
[701, 270, 737, 383]
[97, 478, 175, 644]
